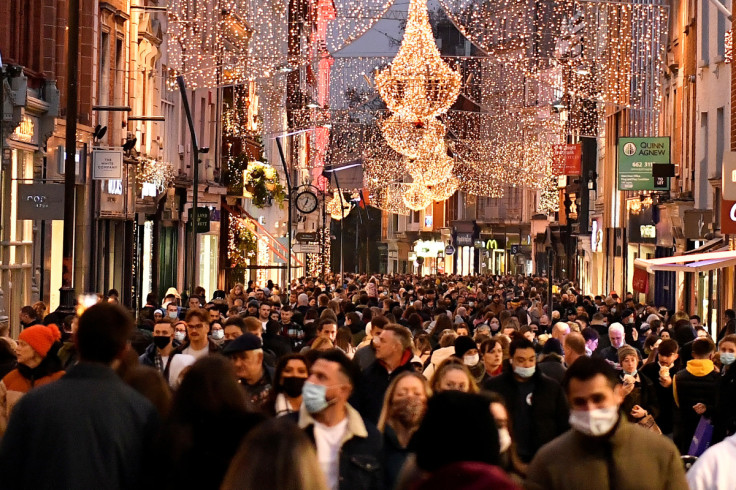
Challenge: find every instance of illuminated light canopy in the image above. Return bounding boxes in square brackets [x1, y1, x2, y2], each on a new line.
[374, 0, 462, 120]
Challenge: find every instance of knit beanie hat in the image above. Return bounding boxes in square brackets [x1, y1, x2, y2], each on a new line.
[454, 335, 478, 358]
[19, 324, 61, 357]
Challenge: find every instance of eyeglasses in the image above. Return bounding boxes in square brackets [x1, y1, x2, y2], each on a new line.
[188, 322, 206, 329]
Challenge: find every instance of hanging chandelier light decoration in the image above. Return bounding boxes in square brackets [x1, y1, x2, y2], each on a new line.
[380, 115, 446, 159]
[428, 174, 459, 202]
[402, 182, 433, 211]
[371, 183, 412, 215]
[374, 0, 462, 120]
[326, 189, 354, 220]
[405, 152, 454, 186]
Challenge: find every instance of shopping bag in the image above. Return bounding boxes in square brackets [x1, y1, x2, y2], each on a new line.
[637, 414, 662, 435]
[687, 416, 714, 457]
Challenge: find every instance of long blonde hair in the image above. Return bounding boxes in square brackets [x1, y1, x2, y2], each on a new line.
[429, 357, 479, 394]
[222, 418, 327, 490]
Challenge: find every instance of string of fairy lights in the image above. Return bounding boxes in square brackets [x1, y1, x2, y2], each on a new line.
[167, 0, 669, 221]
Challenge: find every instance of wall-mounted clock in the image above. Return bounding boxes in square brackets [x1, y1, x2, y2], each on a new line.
[295, 190, 319, 214]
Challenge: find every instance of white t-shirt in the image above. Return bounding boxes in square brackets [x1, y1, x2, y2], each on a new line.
[167, 354, 196, 388]
[313, 418, 348, 490]
[183, 344, 209, 360]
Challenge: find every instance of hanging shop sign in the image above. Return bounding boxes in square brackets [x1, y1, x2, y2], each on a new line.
[456, 233, 473, 246]
[721, 200, 736, 235]
[92, 149, 123, 180]
[552, 143, 582, 176]
[617, 137, 670, 191]
[632, 267, 649, 294]
[17, 183, 65, 220]
[683, 209, 713, 239]
[723, 152, 736, 200]
[187, 207, 211, 233]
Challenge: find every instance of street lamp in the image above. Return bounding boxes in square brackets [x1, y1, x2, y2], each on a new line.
[59, 0, 81, 313]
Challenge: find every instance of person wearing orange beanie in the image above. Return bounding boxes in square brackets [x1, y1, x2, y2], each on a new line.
[0, 324, 64, 435]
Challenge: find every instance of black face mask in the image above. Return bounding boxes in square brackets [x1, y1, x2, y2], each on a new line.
[281, 376, 307, 398]
[153, 335, 171, 350]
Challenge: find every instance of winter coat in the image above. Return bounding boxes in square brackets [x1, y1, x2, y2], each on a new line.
[0, 366, 64, 435]
[293, 403, 383, 490]
[351, 350, 416, 425]
[640, 361, 680, 434]
[673, 359, 719, 454]
[713, 365, 736, 444]
[0, 363, 159, 489]
[484, 368, 569, 462]
[422, 346, 455, 380]
[526, 418, 687, 490]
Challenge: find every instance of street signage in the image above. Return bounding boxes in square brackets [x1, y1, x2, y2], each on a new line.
[295, 232, 318, 243]
[17, 183, 65, 220]
[617, 137, 670, 191]
[444, 245, 456, 255]
[723, 152, 736, 200]
[722, 200, 736, 235]
[92, 149, 123, 180]
[552, 143, 582, 176]
[294, 243, 321, 254]
[187, 207, 211, 233]
[632, 267, 649, 294]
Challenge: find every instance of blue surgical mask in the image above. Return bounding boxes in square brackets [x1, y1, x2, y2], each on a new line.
[721, 352, 736, 366]
[513, 365, 535, 378]
[302, 381, 331, 414]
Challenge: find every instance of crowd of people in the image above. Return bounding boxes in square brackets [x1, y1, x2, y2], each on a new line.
[0, 273, 735, 489]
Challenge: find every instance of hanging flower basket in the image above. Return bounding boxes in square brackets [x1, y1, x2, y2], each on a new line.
[243, 161, 286, 208]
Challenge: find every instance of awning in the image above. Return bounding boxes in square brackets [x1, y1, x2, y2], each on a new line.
[634, 248, 736, 273]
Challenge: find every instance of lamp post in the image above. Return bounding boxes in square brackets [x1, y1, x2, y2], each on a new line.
[59, 0, 80, 313]
[176, 76, 208, 297]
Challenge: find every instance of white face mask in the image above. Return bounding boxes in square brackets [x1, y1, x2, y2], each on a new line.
[211, 329, 224, 340]
[174, 331, 186, 342]
[464, 354, 480, 367]
[168, 311, 178, 319]
[513, 365, 535, 378]
[569, 407, 619, 437]
[498, 428, 512, 453]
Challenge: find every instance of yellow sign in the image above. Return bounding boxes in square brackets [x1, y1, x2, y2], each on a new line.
[486, 239, 498, 250]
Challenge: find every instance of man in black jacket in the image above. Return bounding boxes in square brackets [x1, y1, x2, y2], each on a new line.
[351, 324, 415, 424]
[484, 337, 569, 463]
[0, 303, 159, 489]
[673, 337, 719, 454]
[640, 338, 681, 436]
[292, 349, 383, 490]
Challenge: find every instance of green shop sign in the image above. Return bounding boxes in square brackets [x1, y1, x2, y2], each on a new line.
[617, 137, 670, 191]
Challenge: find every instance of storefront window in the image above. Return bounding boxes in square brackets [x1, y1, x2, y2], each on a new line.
[141, 221, 154, 307]
[199, 234, 219, 300]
